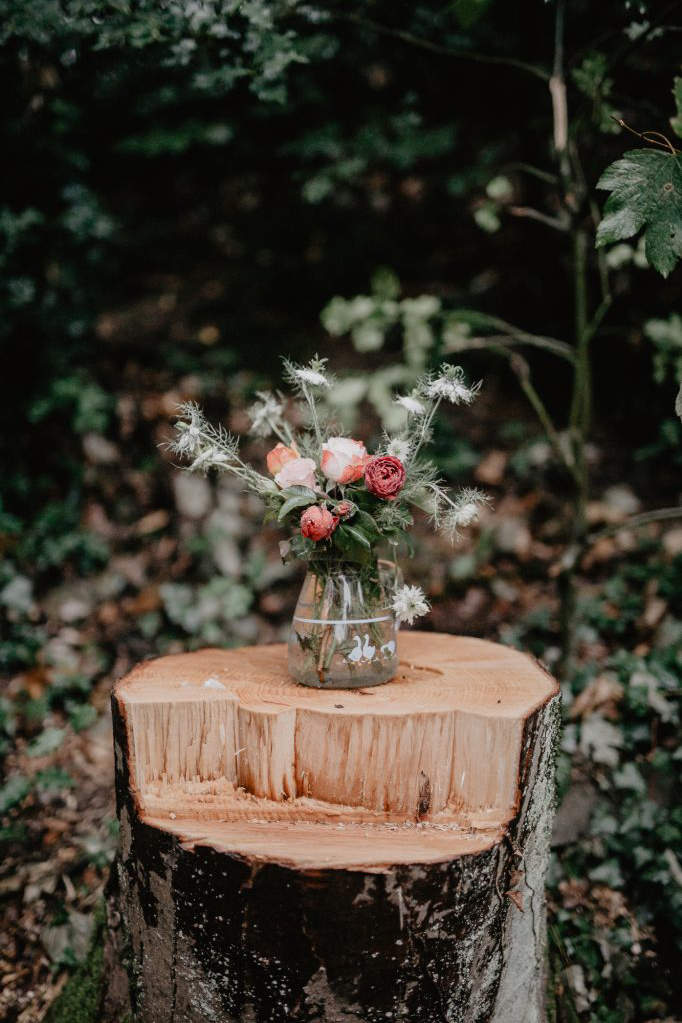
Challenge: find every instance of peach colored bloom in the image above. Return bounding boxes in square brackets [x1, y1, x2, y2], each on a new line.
[300, 505, 338, 541]
[275, 456, 318, 491]
[266, 442, 298, 476]
[320, 437, 368, 485]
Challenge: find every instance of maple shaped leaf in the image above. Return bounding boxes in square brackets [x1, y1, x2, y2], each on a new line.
[596, 149, 682, 277]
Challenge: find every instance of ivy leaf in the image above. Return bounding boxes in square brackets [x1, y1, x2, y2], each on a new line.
[596, 150, 682, 277]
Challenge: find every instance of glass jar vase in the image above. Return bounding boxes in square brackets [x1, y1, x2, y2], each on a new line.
[288, 560, 400, 689]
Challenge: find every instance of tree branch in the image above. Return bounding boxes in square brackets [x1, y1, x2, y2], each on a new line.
[555, 507, 682, 574]
[589, 506, 682, 545]
[336, 12, 551, 81]
[445, 330, 575, 363]
[507, 351, 577, 480]
[508, 206, 570, 231]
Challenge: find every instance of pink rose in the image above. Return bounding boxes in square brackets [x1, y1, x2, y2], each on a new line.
[266, 442, 298, 476]
[275, 456, 319, 491]
[320, 437, 368, 484]
[300, 505, 338, 541]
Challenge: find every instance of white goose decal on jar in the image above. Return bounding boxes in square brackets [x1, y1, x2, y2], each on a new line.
[347, 633, 381, 664]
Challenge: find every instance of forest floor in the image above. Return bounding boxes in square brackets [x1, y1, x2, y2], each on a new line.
[1, 367, 681, 1023]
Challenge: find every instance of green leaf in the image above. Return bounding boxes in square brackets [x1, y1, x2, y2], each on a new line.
[277, 490, 318, 521]
[27, 726, 66, 758]
[371, 266, 400, 300]
[0, 775, 30, 814]
[452, 0, 493, 27]
[353, 509, 382, 540]
[672, 77, 682, 140]
[596, 149, 682, 277]
[333, 524, 372, 564]
[676, 381, 682, 421]
[278, 485, 318, 501]
[342, 524, 372, 549]
[289, 534, 316, 560]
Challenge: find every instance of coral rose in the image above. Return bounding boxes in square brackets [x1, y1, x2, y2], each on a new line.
[266, 442, 298, 476]
[275, 457, 318, 491]
[364, 455, 406, 501]
[300, 505, 338, 541]
[321, 437, 368, 485]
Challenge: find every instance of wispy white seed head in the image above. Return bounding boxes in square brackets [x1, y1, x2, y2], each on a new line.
[385, 437, 412, 461]
[247, 391, 285, 438]
[453, 501, 479, 527]
[189, 446, 231, 473]
[394, 394, 426, 415]
[294, 367, 330, 388]
[425, 365, 481, 405]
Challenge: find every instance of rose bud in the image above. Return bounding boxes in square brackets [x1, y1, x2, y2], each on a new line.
[321, 437, 368, 484]
[275, 456, 319, 491]
[300, 505, 339, 541]
[364, 455, 406, 501]
[334, 500, 356, 520]
[266, 442, 299, 476]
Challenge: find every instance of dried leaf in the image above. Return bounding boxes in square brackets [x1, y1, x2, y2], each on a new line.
[505, 890, 524, 912]
[570, 675, 624, 721]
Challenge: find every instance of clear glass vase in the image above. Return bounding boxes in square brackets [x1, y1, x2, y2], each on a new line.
[288, 560, 400, 689]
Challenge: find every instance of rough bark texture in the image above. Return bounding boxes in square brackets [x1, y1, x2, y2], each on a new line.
[110, 643, 560, 1023]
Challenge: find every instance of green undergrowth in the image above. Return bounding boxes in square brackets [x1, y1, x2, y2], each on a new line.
[46, 904, 108, 1023]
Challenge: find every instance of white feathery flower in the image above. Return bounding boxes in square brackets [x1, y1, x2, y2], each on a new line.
[391, 584, 430, 625]
[440, 488, 491, 540]
[189, 446, 231, 474]
[172, 403, 206, 458]
[386, 437, 412, 462]
[394, 394, 426, 416]
[426, 366, 481, 405]
[247, 391, 284, 438]
[453, 501, 480, 527]
[294, 367, 330, 388]
[174, 422, 203, 458]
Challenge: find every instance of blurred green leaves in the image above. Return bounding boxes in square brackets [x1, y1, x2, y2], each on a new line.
[161, 578, 253, 644]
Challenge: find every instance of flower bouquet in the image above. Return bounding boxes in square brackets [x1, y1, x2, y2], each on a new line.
[170, 357, 488, 688]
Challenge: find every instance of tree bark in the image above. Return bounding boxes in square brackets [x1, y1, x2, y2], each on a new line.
[110, 634, 559, 1023]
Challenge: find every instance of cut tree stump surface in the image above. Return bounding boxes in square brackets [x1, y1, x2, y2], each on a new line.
[111, 632, 561, 1022]
[114, 632, 557, 870]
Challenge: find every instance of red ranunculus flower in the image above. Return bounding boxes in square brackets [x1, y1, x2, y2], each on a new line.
[364, 456, 406, 501]
[300, 505, 338, 541]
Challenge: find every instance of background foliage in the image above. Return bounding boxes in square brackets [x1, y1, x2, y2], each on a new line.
[1, 2, 682, 1021]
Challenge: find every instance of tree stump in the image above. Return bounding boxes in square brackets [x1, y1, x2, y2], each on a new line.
[111, 632, 559, 1023]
